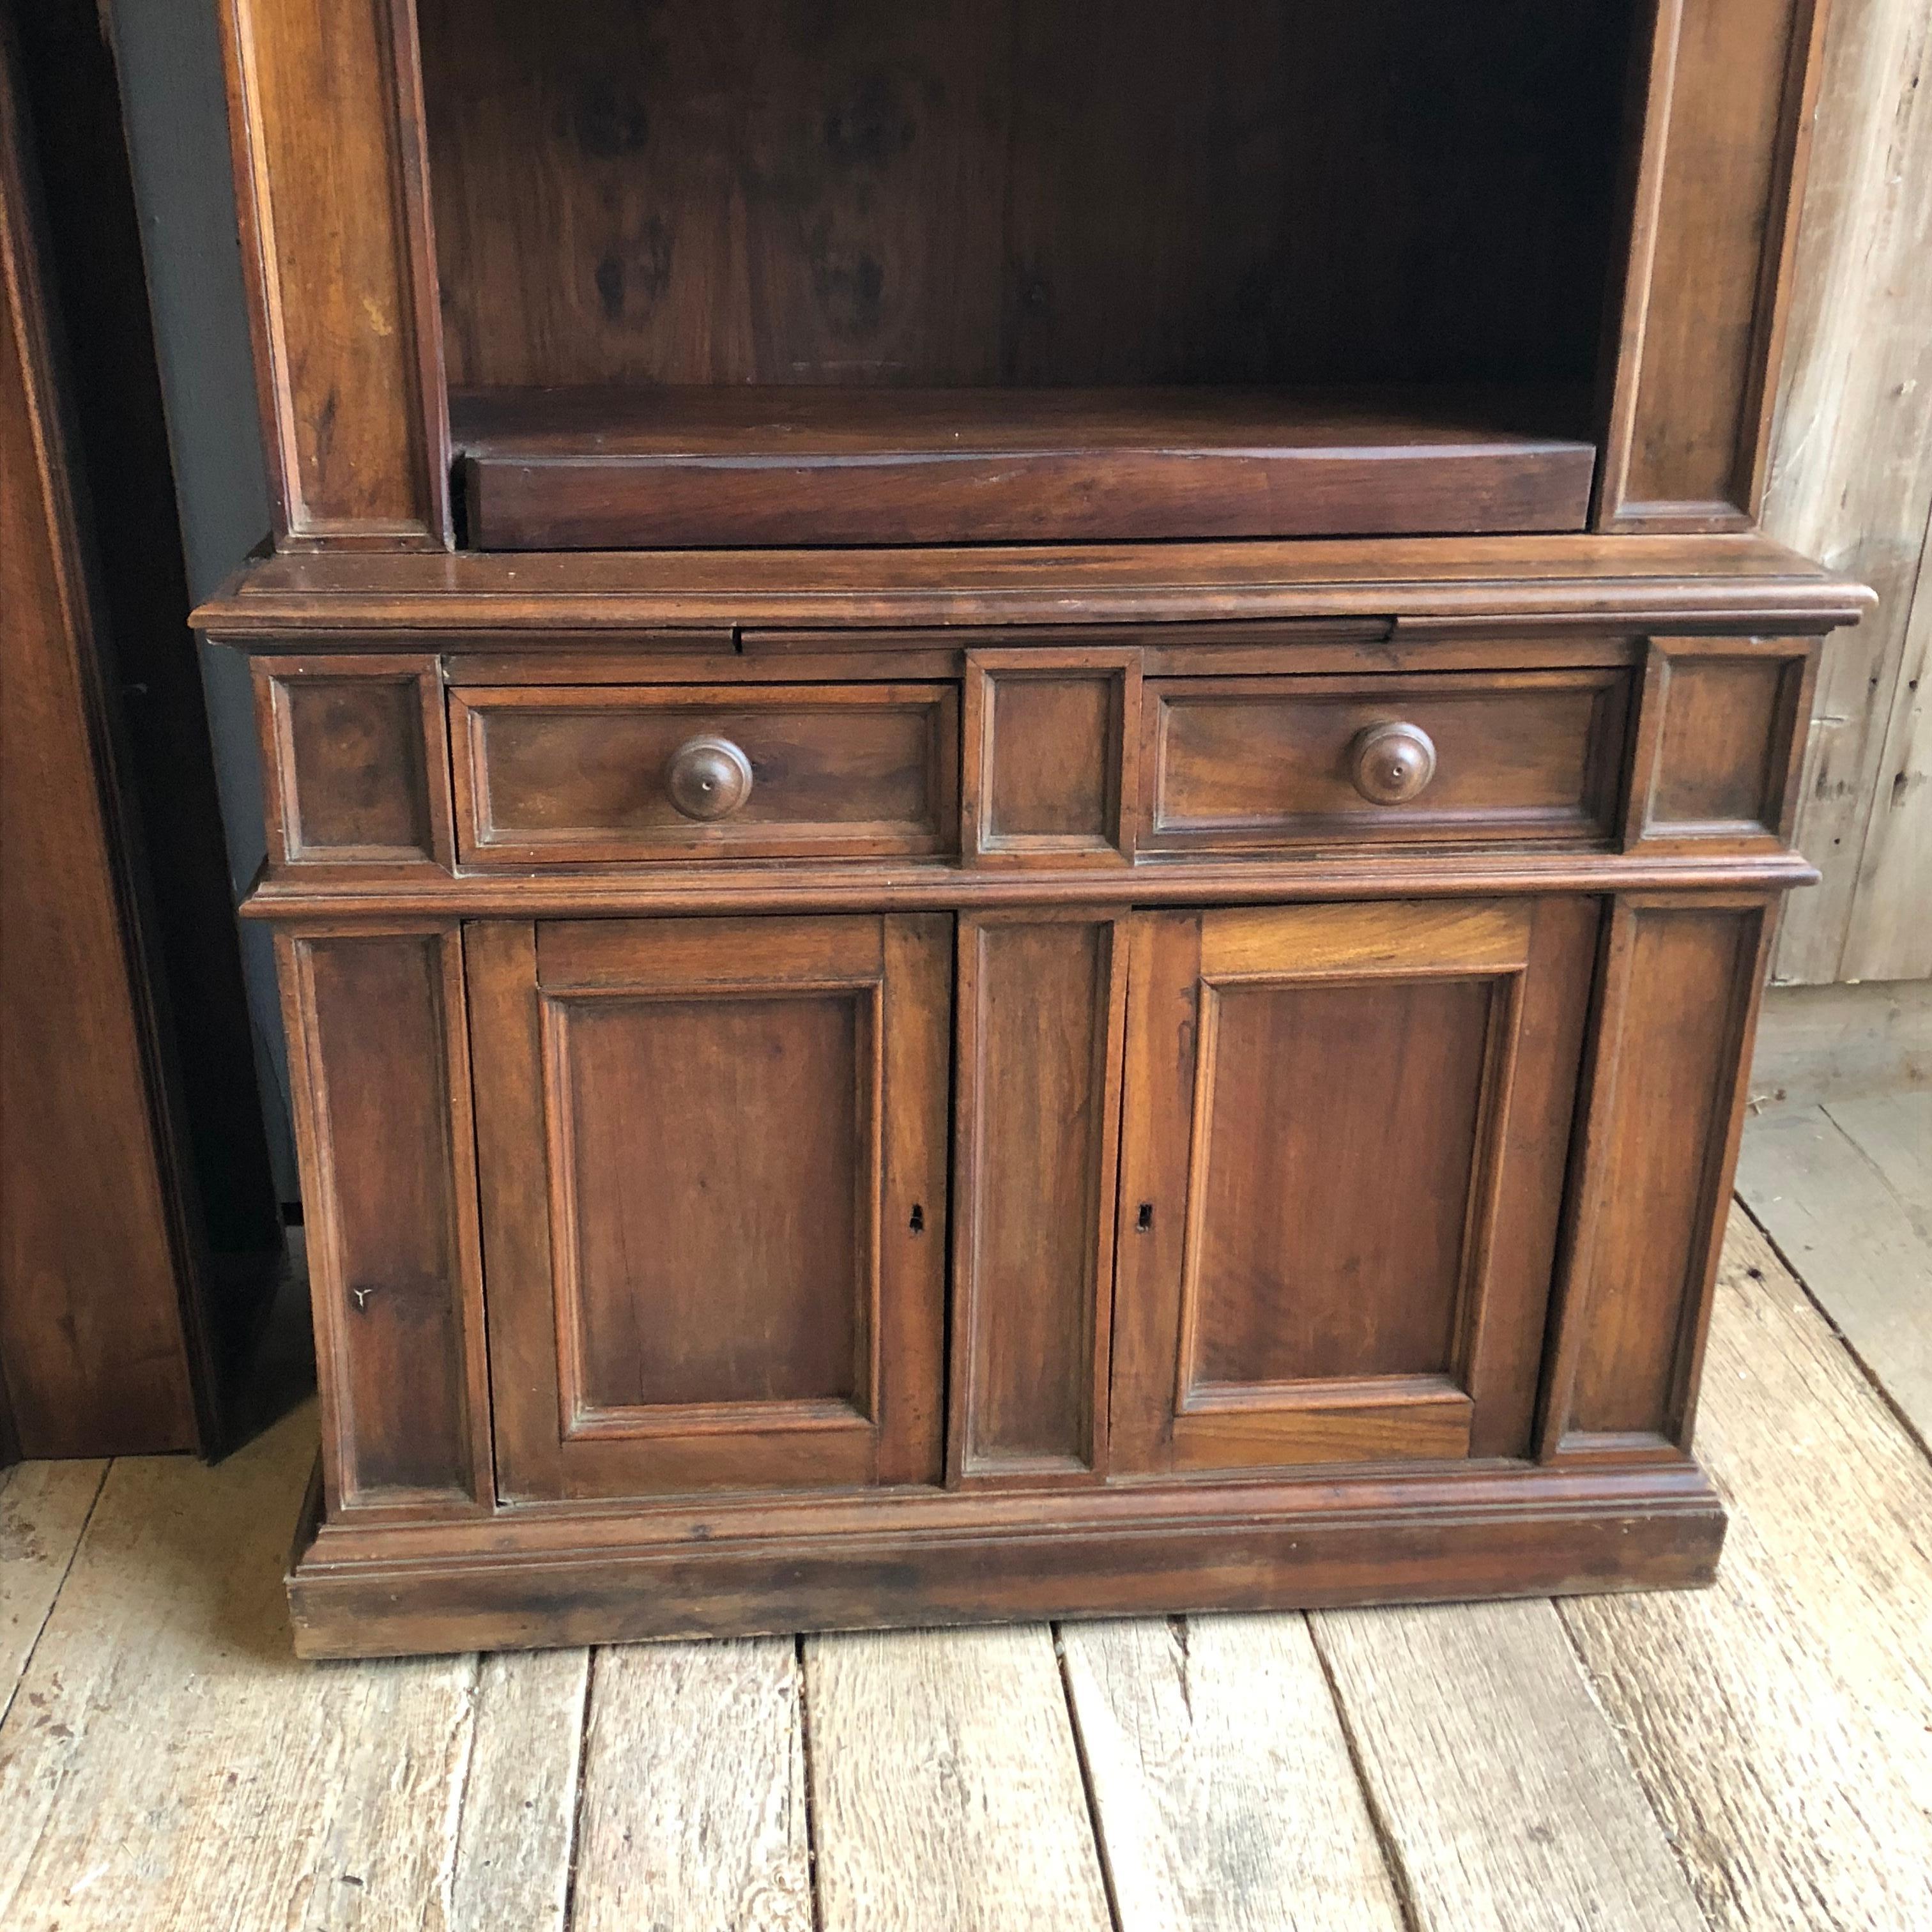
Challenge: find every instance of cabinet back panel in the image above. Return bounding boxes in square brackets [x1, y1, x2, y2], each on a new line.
[418, 0, 1632, 391]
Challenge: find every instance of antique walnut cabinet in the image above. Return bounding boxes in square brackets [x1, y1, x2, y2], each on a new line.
[200, 0, 1871, 1657]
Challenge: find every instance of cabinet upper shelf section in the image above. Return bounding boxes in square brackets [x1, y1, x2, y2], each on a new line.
[218, 0, 1831, 551]
[450, 385, 1599, 551]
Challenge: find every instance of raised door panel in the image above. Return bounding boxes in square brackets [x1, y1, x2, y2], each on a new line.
[471, 914, 949, 1499]
[1112, 898, 1597, 1474]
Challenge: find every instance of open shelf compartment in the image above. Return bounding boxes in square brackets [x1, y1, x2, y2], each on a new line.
[419, 0, 1637, 551]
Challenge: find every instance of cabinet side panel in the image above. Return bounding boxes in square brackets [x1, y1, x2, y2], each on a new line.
[221, 0, 448, 544]
[1600, 0, 1825, 525]
[1560, 902, 1768, 1443]
[280, 930, 486, 1508]
[953, 916, 1123, 1478]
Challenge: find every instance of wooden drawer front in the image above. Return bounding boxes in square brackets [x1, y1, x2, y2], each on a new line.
[451, 683, 956, 863]
[1142, 671, 1627, 852]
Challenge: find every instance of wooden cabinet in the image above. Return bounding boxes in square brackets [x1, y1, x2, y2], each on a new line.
[455, 888, 1602, 1500]
[471, 915, 950, 1499]
[203, 0, 1874, 1657]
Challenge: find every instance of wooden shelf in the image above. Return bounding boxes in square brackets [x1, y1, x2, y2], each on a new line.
[450, 387, 1598, 551]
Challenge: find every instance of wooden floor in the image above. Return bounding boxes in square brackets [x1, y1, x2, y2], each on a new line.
[2, 1094, 1927, 1931]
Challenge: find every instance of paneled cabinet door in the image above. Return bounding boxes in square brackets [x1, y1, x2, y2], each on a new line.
[1111, 897, 1598, 1473]
[469, 914, 951, 1500]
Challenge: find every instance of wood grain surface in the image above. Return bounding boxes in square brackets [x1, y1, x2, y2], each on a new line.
[1061, 1614, 1406, 1931]
[0, 1461, 103, 1714]
[1736, 1100, 1932, 1444]
[571, 1640, 810, 1932]
[804, 1625, 1112, 1932]
[1561, 1208, 1932, 1930]
[1312, 1598, 1708, 1932]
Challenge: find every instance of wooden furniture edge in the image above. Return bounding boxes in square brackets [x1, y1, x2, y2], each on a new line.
[283, 1457, 1726, 1658]
[236, 854, 1819, 925]
[190, 536, 1876, 639]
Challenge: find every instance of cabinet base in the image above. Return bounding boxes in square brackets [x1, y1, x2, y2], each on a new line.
[286, 1455, 1727, 1659]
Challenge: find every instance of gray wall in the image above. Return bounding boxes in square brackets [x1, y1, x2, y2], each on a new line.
[105, 0, 295, 1194]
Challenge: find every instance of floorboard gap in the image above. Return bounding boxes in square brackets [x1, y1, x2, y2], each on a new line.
[1055, 1621, 1127, 1932]
[558, 1647, 599, 1932]
[0, 1457, 108, 1733]
[1305, 1614, 1427, 1932]
[1734, 1189, 1932, 1466]
[796, 1633, 825, 1932]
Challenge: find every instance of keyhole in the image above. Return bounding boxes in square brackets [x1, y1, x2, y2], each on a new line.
[909, 1204, 925, 1234]
[1136, 1202, 1154, 1233]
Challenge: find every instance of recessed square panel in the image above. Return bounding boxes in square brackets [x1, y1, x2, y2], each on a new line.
[1648, 657, 1788, 834]
[552, 990, 867, 1420]
[1188, 976, 1494, 1393]
[270, 670, 438, 862]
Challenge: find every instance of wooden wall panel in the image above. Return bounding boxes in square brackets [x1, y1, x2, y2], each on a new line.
[1, 37, 210, 1459]
[278, 929, 489, 1510]
[951, 913, 1124, 1480]
[1598, 0, 1827, 529]
[1765, 0, 1932, 983]
[1543, 900, 1772, 1453]
[219, 0, 448, 546]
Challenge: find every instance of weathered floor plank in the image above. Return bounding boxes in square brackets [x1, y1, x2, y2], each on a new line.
[570, 1637, 810, 1932]
[804, 1624, 1112, 1932]
[1560, 1212, 1932, 1931]
[0, 1460, 105, 1717]
[1311, 1597, 1706, 1932]
[1828, 1090, 1932, 1235]
[0, 1409, 489, 1932]
[1061, 1613, 1406, 1932]
[451, 1648, 589, 1932]
[1738, 1105, 1932, 1441]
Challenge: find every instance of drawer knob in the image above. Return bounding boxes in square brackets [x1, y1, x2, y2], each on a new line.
[1349, 722, 1438, 805]
[666, 736, 755, 820]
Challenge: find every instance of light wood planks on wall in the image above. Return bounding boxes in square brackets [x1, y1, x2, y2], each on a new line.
[1766, 0, 1932, 984]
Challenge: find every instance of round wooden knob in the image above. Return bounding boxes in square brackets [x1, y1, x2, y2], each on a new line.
[666, 736, 754, 821]
[1349, 722, 1438, 805]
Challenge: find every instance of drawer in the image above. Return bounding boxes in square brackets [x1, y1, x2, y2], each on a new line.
[450, 684, 958, 864]
[1140, 670, 1628, 852]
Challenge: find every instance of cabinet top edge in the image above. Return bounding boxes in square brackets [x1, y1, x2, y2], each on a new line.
[194, 534, 1874, 638]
